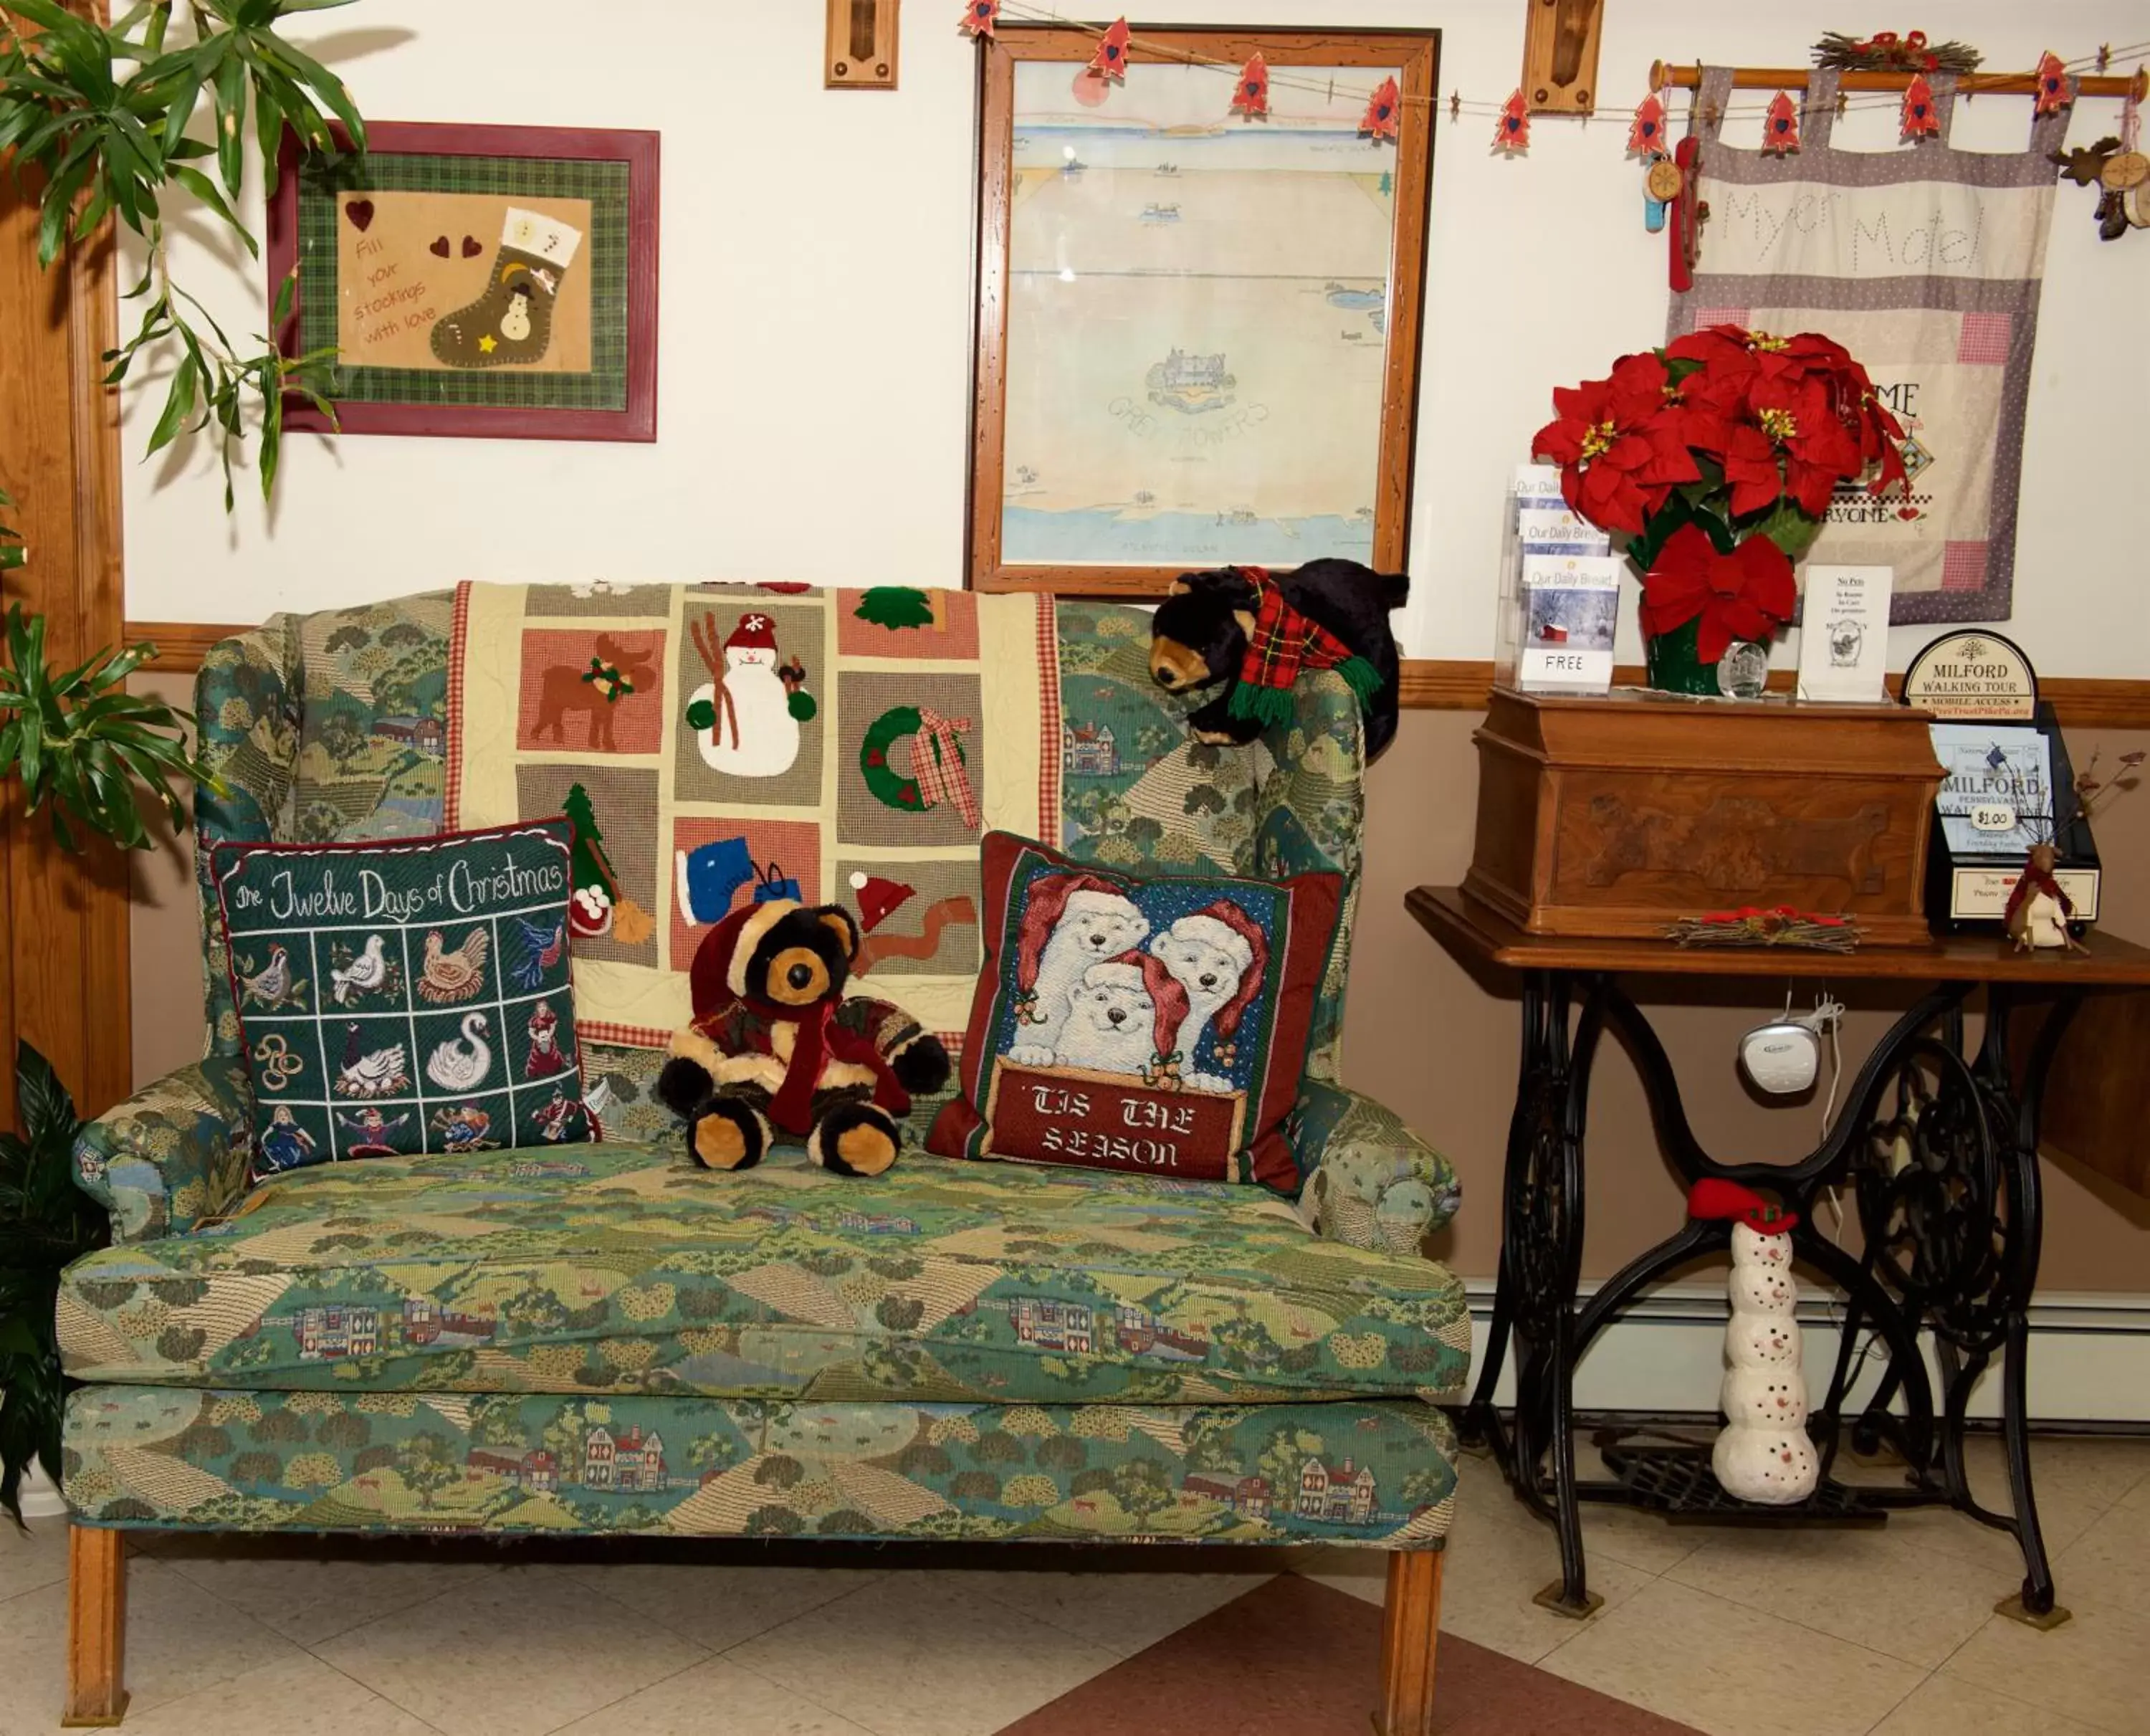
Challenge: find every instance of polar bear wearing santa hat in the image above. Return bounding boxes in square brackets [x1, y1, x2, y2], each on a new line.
[1051, 953, 1189, 1081]
[1007, 873, 1150, 1066]
[1150, 901, 1267, 1092]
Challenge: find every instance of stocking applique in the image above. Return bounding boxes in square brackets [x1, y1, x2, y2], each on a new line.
[429, 206, 583, 370]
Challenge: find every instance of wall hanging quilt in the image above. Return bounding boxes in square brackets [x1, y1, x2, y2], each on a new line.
[213, 819, 591, 1178]
[1672, 67, 2068, 624]
[446, 582, 1058, 1049]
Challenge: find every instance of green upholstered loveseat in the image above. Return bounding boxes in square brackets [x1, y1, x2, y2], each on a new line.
[57, 587, 1468, 1730]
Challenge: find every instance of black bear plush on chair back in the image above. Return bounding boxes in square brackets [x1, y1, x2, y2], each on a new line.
[1146, 559, 1410, 759]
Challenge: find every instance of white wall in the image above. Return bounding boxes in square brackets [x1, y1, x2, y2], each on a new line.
[125, 1, 2150, 679]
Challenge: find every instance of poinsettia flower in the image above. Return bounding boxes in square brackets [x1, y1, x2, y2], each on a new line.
[1749, 375, 1863, 514]
[1640, 525, 1797, 664]
[1532, 353, 1688, 533]
[1719, 423, 1785, 518]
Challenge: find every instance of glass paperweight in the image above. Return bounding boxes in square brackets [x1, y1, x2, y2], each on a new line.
[1716, 640, 1770, 700]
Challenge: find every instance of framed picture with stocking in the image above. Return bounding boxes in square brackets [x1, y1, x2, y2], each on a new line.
[266, 121, 659, 441]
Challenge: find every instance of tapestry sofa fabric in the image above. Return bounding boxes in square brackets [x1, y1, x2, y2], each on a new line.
[63, 1386, 1458, 1548]
[58, 1143, 1473, 1407]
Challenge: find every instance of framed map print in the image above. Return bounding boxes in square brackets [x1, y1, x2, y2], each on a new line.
[267, 122, 659, 442]
[969, 27, 1439, 594]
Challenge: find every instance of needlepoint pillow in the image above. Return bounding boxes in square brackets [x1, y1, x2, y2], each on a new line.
[212, 820, 592, 1181]
[927, 831, 1342, 1191]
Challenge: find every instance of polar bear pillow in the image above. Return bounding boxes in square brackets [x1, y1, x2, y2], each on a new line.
[928, 832, 1342, 1191]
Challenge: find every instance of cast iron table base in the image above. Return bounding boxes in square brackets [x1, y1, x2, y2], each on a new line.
[1408, 887, 2150, 1630]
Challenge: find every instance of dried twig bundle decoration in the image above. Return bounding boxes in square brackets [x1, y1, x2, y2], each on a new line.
[1665, 907, 1863, 952]
[1812, 31, 1983, 77]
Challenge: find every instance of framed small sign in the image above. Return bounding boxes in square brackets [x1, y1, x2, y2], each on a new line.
[267, 122, 659, 442]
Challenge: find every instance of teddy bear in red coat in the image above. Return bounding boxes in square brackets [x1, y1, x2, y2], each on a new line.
[657, 900, 951, 1175]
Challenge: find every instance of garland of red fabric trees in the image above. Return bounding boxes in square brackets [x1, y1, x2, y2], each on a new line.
[1533, 328, 1908, 664]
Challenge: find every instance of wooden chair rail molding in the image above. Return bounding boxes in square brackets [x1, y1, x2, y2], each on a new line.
[130, 626, 2150, 730]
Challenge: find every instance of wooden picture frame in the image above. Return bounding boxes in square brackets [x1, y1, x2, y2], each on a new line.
[968, 26, 1439, 595]
[267, 121, 660, 442]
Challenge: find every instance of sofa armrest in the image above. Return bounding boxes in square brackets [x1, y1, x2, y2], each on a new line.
[194, 618, 302, 1054]
[1294, 1080, 1461, 1257]
[72, 1056, 255, 1244]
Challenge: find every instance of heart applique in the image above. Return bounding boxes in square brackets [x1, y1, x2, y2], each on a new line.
[429, 234, 451, 258]
[345, 199, 376, 232]
[462, 235, 484, 257]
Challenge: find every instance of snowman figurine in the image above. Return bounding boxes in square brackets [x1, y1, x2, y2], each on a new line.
[1689, 1178, 1820, 1506]
[695, 612, 801, 778]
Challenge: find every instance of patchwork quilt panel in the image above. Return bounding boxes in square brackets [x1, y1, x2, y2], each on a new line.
[444, 582, 1059, 1048]
[57, 1143, 1473, 1406]
[64, 1387, 1458, 1548]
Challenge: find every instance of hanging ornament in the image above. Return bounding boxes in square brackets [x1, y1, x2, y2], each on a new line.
[1360, 75, 1401, 140]
[1231, 51, 1269, 120]
[1494, 88, 1530, 154]
[1762, 91, 1800, 155]
[1643, 152, 1682, 232]
[1088, 17, 1132, 81]
[956, 0, 999, 37]
[1901, 73, 1940, 140]
[2121, 81, 2150, 229]
[1628, 91, 1666, 156]
[2034, 49, 2073, 115]
[2102, 80, 2148, 196]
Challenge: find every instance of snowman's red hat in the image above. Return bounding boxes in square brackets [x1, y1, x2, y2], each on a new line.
[726, 612, 777, 652]
[1687, 1178, 1799, 1234]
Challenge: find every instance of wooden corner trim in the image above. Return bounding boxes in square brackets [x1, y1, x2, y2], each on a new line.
[121, 626, 2150, 731]
[1399, 660, 2150, 730]
[124, 622, 242, 674]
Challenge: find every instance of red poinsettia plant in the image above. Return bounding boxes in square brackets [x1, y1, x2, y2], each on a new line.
[1533, 326, 1908, 685]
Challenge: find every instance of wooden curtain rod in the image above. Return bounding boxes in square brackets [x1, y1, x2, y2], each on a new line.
[1649, 60, 2147, 101]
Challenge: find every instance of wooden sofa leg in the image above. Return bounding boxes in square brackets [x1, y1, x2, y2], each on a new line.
[1377, 1550, 1443, 1736]
[63, 1526, 128, 1727]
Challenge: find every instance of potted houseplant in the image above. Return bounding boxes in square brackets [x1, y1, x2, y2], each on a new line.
[0, 1044, 104, 1525]
[1533, 325, 1908, 696]
[0, 0, 367, 1522]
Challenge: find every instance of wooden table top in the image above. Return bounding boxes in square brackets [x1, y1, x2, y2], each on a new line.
[1408, 886, 2150, 987]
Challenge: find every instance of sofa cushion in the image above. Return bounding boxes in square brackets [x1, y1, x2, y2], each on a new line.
[213, 819, 593, 1178]
[929, 831, 1342, 1192]
[59, 1143, 1471, 1407]
[64, 1387, 1458, 1547]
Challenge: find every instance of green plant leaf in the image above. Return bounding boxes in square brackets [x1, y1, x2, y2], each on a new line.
[1745, 497, 1826, 561]
[211, 46, 246, 197]
[144, 351, 199, 455]
[167, 162, 256, 254]
[259, 34, 363, 152]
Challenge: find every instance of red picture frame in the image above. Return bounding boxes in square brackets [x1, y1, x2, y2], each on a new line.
[266, 121, 660, 442]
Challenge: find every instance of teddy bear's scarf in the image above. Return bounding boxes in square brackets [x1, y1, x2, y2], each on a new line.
[1225, 566, 1383, 730]
[750, 995, 912, 1135]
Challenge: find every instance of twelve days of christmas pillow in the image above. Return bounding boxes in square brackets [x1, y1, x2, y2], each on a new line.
[212, 820, 592, 1181]
[927, 832, 1342, 1191]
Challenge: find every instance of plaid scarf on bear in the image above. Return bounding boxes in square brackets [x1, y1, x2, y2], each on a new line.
[1226, 566, 1382, 729]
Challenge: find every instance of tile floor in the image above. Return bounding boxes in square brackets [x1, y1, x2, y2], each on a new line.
[2, 1434, 2145, 1736]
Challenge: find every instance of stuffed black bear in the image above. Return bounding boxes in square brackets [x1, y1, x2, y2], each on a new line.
[656, 899, 951, 1177]
[1147, 559, 1409, 759]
